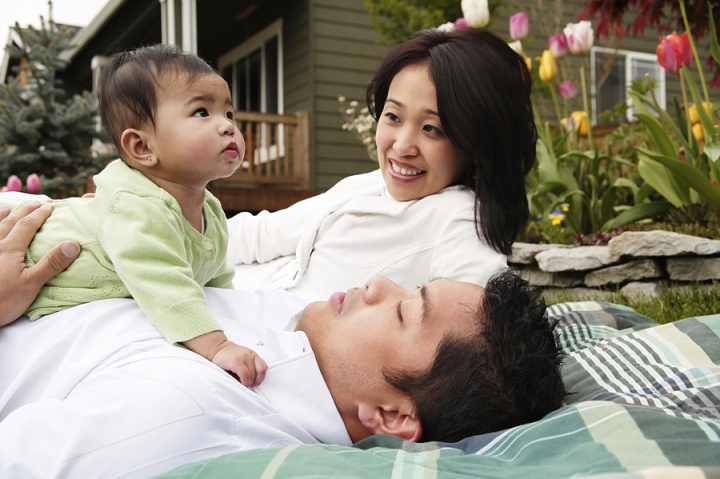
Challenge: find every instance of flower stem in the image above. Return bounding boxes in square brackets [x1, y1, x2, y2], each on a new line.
[679, 0, 710, 104]
[548, 83, 563, 129]
[679, 68, 691, 147]
[580, 56, 594, 149]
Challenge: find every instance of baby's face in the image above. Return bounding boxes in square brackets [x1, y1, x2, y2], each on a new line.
[146, 73, 244, 189]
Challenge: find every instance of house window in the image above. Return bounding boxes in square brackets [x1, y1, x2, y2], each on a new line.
[218, 19, 283, 114]
[591, 47, 665, 124]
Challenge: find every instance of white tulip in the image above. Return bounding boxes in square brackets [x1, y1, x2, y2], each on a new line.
[563, 21, 594, 55]
[462, 0, 490, 28]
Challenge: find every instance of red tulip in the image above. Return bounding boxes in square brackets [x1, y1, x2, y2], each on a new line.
[656, 32, 693, 74]
[26, 173, 41, 193]
[6, 175, 22, 192]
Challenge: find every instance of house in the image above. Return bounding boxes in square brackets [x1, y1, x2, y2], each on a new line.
[3, 0, 715, 212]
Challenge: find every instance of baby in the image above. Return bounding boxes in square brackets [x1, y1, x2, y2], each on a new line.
[17, 44, 266, 387]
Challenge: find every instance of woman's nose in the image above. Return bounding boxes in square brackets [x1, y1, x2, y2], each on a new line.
[393, 128, 418, 157]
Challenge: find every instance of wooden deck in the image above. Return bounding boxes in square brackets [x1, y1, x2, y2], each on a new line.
[209, 110, 317, 213]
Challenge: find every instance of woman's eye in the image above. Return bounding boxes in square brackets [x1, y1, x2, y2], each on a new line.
[383, 112, 400, 123]
[396, 301, 404, 323]
[423, 124, 444, 136]
[193, 108, 209, 117]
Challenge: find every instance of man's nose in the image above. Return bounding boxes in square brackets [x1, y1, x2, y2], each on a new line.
[364, 276, 404, 304]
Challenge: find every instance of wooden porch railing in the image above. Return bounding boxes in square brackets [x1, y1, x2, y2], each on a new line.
[215, 110, 311, 188]
[209, 110, 316, 212]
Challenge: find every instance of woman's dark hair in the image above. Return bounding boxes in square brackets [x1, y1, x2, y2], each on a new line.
[367, 27, 537, 256]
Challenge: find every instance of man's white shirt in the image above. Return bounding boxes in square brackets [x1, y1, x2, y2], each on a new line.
[0, 287, 352, 478]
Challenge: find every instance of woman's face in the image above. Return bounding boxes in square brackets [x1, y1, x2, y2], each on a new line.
[375, 63, 468, 201]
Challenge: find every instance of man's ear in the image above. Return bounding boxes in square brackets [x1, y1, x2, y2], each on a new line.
[120, 128, 157, 167]
[357, 402, 423, 442]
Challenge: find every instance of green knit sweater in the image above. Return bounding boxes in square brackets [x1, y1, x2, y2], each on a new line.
[25, 160, 235, 344]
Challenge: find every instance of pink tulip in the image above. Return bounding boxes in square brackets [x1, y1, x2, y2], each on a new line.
[509, 12, 529, 41]
[26, 173, 41, 193]
[563, 21, 594, 55]
[549, 33, 568, 59]
[656, 32, 693, 75]
[6, 175, 22, 192]
[559, 81, 578, 99]
[454, 17, 468, 29]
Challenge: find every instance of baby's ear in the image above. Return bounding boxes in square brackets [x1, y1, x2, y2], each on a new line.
[120, 129, 158, 167]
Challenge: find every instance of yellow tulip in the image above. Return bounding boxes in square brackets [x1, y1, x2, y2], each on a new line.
[688, 102, 713, 125]
[538, 49, 557, 82]
[524, 56, 532, 71]
[570, 111, 589, 136]
[692, 123, 704, 142]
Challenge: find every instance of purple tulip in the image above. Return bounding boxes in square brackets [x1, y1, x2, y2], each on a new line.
[549, 33, 568, 59]
[6, 175, 22, 192]
[26, 173, 41, 193]
[509, 12, 529, 41]
[559, 81, 578, 99]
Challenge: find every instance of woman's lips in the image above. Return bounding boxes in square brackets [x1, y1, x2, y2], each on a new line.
[329, 292, 347, 314]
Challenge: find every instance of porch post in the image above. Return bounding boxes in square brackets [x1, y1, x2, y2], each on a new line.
[181, 0, 197, 54]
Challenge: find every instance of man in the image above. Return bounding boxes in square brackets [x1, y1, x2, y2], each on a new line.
[0, 203, 565, 478]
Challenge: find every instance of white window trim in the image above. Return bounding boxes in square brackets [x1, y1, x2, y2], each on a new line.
[590, 46, 665, 123]
[218, 19, 284, 115]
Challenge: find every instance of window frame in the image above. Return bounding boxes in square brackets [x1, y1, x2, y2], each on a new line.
[590, 46, 665, 124]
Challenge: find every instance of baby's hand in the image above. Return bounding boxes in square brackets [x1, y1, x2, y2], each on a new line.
[211, 342, 268, 387]
[183, 332, 267, 387]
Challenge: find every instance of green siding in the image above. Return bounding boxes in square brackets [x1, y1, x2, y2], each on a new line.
[309, 0, 387, 191]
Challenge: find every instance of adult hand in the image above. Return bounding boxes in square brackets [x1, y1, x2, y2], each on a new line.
[0, 202, 80, 326]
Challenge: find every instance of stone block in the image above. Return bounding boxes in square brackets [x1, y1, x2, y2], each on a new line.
[535, 245, 619, 273]
[666, 257, 720, 281]
[584, 259, 663, 287]
[609, 231, 720, 257]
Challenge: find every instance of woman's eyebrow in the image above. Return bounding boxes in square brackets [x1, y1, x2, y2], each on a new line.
[420, 285, 432, 323]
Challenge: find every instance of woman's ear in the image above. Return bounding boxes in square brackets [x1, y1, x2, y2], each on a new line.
[120, 128, 158, 167]
[357, 402, 423, 442]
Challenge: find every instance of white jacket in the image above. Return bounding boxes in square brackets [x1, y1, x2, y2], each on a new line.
[227, 169, 507, 300]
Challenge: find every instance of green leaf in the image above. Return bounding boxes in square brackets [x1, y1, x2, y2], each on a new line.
[638, 148, 720, 206]
[637, 155, 690, 207]
[683, 66, 715, 134]
[710, 3, 720, 64]
[601, 201, 672, 231]
[633, 112, 677, 158]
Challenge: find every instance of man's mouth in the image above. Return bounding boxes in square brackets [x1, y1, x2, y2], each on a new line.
[329, 292, 346, 314]
[390, 159, 424, 177]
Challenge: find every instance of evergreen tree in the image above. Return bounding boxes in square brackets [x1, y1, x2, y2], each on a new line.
[0, 16, 107, 196]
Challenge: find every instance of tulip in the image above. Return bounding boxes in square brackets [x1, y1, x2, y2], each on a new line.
[454, 17, 468, 29]
[570, 111, 589, 136]
[509, 12, 529, 41]
[538, 50, 557, 82]
[656, 32, 693, 75]
[26, 173, 41, 193]
[508, 40, 523, 55]
[461, 0, 489, 28]
[549, 33, 568, 59]
[563, 21, 594, 55]
[524, 56, 532, 71]
[559, 80, 578, 99]
[692, 123, 704, 142]
[6, 175, 22, 192]
[687, 102, 712, 125]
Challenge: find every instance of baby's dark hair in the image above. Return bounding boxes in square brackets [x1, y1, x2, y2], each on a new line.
[98, 43, 218, 151]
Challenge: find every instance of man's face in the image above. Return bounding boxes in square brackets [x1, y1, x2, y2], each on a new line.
[296, 276, 483, 414]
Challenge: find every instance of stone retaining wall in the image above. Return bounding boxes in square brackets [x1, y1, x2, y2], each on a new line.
[509, 230, 720, 301]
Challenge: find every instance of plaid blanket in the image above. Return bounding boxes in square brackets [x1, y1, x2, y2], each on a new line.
[160, 302, 720, 478]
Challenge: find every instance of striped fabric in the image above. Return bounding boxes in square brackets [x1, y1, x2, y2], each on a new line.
[160, 302, 720, 479]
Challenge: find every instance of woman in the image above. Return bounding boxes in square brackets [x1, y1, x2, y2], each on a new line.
[228, 26, 536, 299]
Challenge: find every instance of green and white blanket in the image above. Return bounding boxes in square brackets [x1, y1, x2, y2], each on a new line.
[160, 302, 720, 478]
